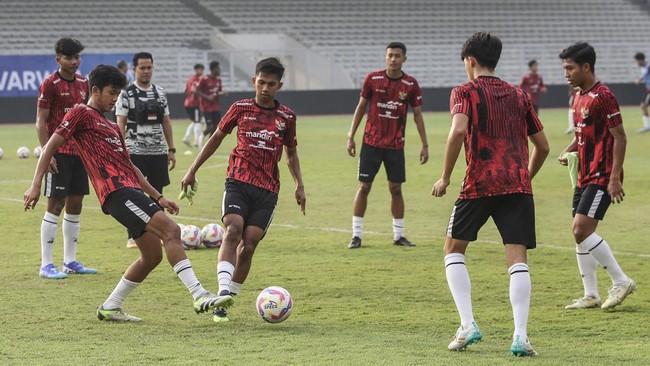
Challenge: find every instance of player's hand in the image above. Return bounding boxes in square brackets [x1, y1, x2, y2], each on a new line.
[168, 152, 176, 171]
[420, 145, 429, 164]
[179, 175, 198, 205]
[608, 178, 625, 204]
[558, 153, 568, 166]
[159, 197, 179, 215]
[432, 178, 449, 197]
[48, 157, 58, 174]
[295, 185, 306, 215]
[23, 185, 41, 211]
[347, 138, 356, 157]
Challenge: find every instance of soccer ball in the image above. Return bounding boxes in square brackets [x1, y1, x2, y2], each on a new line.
[180, 224, 202, 250]
[33, 146, 42, 158]
[256, 286, 293, 323]
[17, 146, 30, 159]
[201, 223, 224, 248]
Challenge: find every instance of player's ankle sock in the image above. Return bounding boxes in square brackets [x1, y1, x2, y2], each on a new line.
[581, 233, 629, 286]
[193, 123, 202, 143]
[217, 261, 235, 295]
[184, 123, 193, 140]
[643, 115, 650, 128]
[575, 243, 599, 297]
[392, 218, 404, 241]
[41, 212, 59, 267]
[102, 277, 140, 309]
[173, 259, 207, 299]
[509, 263, 530, 341]
[229, 281, 242, 296]
[62, 213, 80, 264]
[445, 253, 474, 329]
[352, 216, 363, 238]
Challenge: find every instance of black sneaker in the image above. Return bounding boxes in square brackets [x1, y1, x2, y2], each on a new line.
[348, 237, 362, 249]
[213, 307, 229, 323]
[393, 237, 416, 246]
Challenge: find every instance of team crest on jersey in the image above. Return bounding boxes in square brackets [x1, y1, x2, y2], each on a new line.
[581, 108, 589, 120]
[398, 91, 408, 101]
[275, 119, 285, 131]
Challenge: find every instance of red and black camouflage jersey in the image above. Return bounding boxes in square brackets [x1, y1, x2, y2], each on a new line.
[218, 99, 297, 193]
[450, 76, 544, 199]
[55, 104, 141, 210]
[37, 71, 88, 155]
[196, 75, 223, 113]
[518, 72, 545, 106]
[571, 82, 623, 188]
[360, 70, 422, 150]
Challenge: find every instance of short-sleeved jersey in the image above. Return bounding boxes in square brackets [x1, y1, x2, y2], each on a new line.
[218, 99, 297, 193]
[37, 71, 89, 155]
[571, 82, 623, 188]
[115, 83, 170, 155]
[518, 72, 545, 106]
[360, 70, 422, 150]
[640, 62, 650, 90]
[184, 74, 201, 107]
[450, 76, 544, 199]
[55, 104, 141, 210]
[197, 75, 223, 113]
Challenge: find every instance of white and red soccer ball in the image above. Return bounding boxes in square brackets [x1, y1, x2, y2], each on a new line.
[256, 286, 293, 323]
[201, 223, 224, 248]
[17, 146, 30, 159]
[180, 224, 202, 250]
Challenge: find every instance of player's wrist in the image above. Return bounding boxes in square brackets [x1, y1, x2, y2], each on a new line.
[156, 195, 164, 204]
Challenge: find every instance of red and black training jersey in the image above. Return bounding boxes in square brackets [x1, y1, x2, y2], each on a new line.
[218, 99, 297, 193]
[360, 70, 422, 150]
[196, 75, 222, 113]
[37, 71, 88, 155]
[184, 74, 201, 108]
[518, 72, 545, 106]
[55, 104, 141, 210]
[571, 82, 623, 188]
[450, 76, 544, 199]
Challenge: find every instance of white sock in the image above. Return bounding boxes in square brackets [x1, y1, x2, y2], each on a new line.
[229, 281, 242, 296]
[217, 261, 235, 295]
[568, 109, 574, 129]
[509, 263, 531, 341]
[102, 277, 140, 309]
[445, 253, 474, 329]
[581, 233, 629, 286]
[173, 259, 207, 300]
[183, 122, 193, 141]
[352, 216, 363, 239]
[193, 123, 202, 144]
[575, 243, 599, 298]
[643, 115, 650, 128]
[62, 213, 80, 264]
[392, 218, 404, 241]
[41, 211, 59, 267]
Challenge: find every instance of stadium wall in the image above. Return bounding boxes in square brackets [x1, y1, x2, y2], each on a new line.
[0, 84, 645, 124]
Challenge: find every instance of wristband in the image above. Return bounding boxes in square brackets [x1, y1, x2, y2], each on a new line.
[155, 195, 164, 204]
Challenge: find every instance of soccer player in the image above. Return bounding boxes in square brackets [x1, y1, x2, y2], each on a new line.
[182, 63, 204, 147]
[432, 32, 549, 356]
[116, 52, 176, 249]
[181, 57, 306, 322]
[518, 59, 547, 115]
[35, 37, 96, 279]
[195, 61, 227, 140]
[24, 64, 231, 322]
[346, 42, 428, 249]
[634, 52, 650, 133]
[559, 42, 636, 310]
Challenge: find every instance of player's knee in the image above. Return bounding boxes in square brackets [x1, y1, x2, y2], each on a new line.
[48, 198, 65, 216]
[160, 221, 181, 246]
[224, 224, 243, 244]
[237, 240, 257, 260]
[572, 224, 592, 243]
[358, 182, 372, 195]
[388, 183, 402, 196]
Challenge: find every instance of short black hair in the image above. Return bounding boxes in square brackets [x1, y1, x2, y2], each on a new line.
[634, 52, 645, 61]
[54, 38, 84, 56]
[559, 42, 596, 73]
[386, 42, 407, 55]
[255, 57, 285, 80]
[209, 61, 220, 71]
[116, 60, 128, 69]
[528, 59, 537, 68]
[88, 64, 128, 91]
[133, 52, 153, 67]
[460, 32, 502, 70]
[194, 63, 205, 70]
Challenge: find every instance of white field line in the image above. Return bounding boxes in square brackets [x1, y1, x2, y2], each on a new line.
[2, 196, 648, 258]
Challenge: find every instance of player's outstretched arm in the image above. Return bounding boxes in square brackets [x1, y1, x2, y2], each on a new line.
[181, 128, 227, 191]
[412, 106, 429, 164]
[24, 133, 65, 210]
[528, 130, 550, 180]
[432, 113, 467, 197]
[608, 124, 627, 204]
[285, 146, 306, 215]
[558, 137, 578, 166]
[35, 107, 58, 173]
[347, 96, 368, 157]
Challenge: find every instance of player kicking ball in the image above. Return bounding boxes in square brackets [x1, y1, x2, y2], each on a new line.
[24, 65, 231, 322]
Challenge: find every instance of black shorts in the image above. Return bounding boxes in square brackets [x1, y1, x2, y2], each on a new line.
[104, 187, 162, 239]
[203, 111, 221, 137]
[222, 179, 278, 234]
[447, 194, 537, 249]
[572, 184, 611, 220]
[358, 143, 405, 183]
[185, 106, 202, 123]
[130, 154, 170, 194]
[43, 153, 90, 198]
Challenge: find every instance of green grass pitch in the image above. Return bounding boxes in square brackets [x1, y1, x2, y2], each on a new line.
[0, 107, 648, 365]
